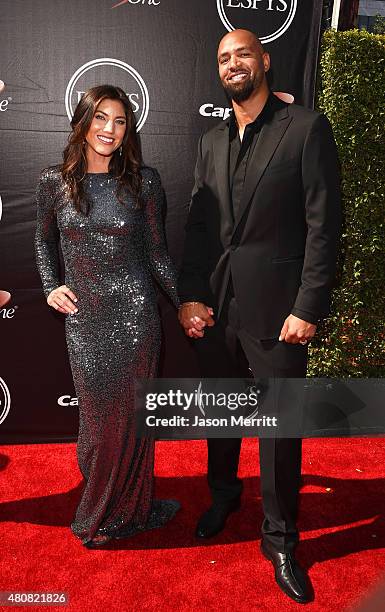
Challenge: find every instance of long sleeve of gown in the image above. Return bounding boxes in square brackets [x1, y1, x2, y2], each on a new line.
[142, 168, 179, 308]
[34, 169, 61, 298]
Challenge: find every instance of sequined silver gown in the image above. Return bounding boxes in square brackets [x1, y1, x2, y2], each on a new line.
[35, 166, 179, 544]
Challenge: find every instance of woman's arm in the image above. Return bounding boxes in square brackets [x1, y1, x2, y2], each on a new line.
[142, 168, 179, 308]
[34, 169, 61, 298]
[34, 169, 79, 314]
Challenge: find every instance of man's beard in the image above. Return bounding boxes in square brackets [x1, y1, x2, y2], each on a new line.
[222, 72, 263, 104]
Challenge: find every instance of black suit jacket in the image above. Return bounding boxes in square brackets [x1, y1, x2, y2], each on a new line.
[179, 96, 341, 339]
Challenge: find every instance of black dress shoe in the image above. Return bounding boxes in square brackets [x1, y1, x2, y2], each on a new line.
[261, 540, 313, 604]
[195, 499, 241, 539]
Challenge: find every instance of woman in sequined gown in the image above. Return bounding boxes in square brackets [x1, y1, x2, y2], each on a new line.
[35, 85, 180, 547]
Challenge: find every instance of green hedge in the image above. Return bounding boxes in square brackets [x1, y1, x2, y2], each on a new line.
[308, 29, 385, 377]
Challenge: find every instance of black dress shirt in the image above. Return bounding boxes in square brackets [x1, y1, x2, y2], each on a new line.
[229, 93, 275, 220]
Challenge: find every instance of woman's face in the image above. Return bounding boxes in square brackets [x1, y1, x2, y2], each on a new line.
[85, 98, 127, 159]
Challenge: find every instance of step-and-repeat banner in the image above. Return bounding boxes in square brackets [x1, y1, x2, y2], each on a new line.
[0, 0, 323, 442]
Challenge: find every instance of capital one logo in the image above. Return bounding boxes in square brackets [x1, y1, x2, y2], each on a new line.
[0, 377, 11, 425]
[65, 58, 149, 132]
[0, 291, 11, 308]
[58, 395, 78, 407]
[112, 0, 160, 6]
[0, 290, 17, 319]
[217, 0, 297, 44]
[199, 92, 294, 121]
[0, 79, 12, 112]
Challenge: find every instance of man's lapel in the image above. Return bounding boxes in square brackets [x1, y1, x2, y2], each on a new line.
[213, 124, 233, 226]
[232, 103, 292, 236]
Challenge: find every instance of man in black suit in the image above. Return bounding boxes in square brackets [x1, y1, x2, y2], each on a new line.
[178, 29, 341, 603]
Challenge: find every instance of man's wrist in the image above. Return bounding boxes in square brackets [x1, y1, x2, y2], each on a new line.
[290, 308, 318, 325]
[179, 301, 202, 309]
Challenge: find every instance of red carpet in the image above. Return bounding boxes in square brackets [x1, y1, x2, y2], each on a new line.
[1, 438, 385, 611]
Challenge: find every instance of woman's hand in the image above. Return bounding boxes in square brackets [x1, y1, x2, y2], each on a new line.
[178, 302, 215, 338]
[47, 285, 78, 314]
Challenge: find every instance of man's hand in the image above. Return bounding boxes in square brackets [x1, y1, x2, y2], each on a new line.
[47, 285, 78, 314]
[178, 302, 215, 338]
[279, 314, 316, 345]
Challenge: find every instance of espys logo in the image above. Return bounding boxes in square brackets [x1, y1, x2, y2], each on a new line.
[0, 377, 11, 425]
[112, 0, 159, 7]
[217, 0, 297, 44]
[0, 291, 18, 319]
[0, 79, 12, 112]
[65, 59, 149, 131]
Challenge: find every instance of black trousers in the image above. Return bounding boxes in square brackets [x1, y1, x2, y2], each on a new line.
[192, 294, 308, 552]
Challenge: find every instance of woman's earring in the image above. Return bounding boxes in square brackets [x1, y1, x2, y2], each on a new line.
[119, 146, 122, 157]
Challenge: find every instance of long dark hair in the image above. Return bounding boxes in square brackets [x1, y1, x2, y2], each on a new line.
[61, 85, 142, 214]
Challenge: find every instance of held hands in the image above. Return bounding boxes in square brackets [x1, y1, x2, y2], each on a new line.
[47, 285, 79, 315]
[178, 307, 316, 343]
[178, 302, 215, 338]
[279, 314, 316, 345]
[48, 287, 315, 342]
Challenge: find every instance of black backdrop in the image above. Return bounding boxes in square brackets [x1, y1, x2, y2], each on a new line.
[0, 0, 323, 442]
